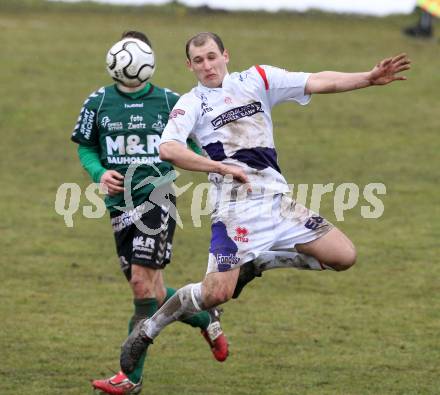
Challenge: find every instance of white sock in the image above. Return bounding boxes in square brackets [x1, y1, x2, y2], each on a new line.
[253, 251, 334, 272]
[145, 283, 204, 339]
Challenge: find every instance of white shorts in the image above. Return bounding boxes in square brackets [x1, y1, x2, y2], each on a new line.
[207, 194, 333, 273]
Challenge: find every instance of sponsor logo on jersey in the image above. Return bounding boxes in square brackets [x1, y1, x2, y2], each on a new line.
[211, 101, 264, 130]
[152, 114, 166, 132]
[107, 156, 161, 165]
[79, 108, 95, 139]
[200, 93, 213, 116]
[233, 226, 249, 243]
[128, 114, 146, 130]
[105, 134, 161, 164]
[239, 72, 250, 82]
[224, 96, 233, 105]
[101, 116, 123, 131]
[124, 103, 144, 108]
[169, 108, 185, 119]
[108, 122, 123, 131]
[101, 116, 110, 127]
[130, 115, 143, 122]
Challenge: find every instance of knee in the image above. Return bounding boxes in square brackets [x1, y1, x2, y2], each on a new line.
[333, 246, 357, 272]
[130, 273, 155, 299]
[213, 291, 232, 306]
[202, 270, 239, 308]
[204, 287, 233, 307]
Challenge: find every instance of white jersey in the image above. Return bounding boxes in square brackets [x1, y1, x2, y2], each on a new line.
[161, 65, 311, 200]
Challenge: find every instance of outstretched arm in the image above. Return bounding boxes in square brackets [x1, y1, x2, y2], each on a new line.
[305, 53, 410, 94]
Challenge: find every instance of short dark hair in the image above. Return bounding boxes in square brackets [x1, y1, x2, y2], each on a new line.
[185, 32, 224, 59]
[121, 30, 152, 48]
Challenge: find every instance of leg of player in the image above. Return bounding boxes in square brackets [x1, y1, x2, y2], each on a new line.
[128, 265, 228, 374]
[232, 227, 356, 299]
[130, 265, 163, 299]
[232, 250, 325, 299]
[153, 269, 167, 305]
[161, 284, 229, 362]
[120, 269, 239, 374]
[92, 265, 160, 394]
[202, 268, 241, 307]
[93, 265, 228, 394]
[295, 227, 357, 271]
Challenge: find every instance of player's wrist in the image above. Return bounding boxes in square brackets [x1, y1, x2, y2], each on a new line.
[99, 170, 108, 182]
[96, 168, 108, 184]
[366, 70, 376, 86]
[216, 162, 228, 176]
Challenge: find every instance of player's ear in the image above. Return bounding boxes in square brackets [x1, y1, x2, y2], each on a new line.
[186, 59, 193, 71]
[223, 49, 230, 64]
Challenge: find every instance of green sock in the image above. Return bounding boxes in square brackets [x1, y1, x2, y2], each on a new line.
[127, 298, 158, 384]
[165, 287, 210, 330]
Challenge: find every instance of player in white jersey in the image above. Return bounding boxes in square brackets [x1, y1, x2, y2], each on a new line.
[164, 61, 330, 275]
[120, 32, 410, 374]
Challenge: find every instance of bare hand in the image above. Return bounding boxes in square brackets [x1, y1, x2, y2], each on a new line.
[219, 164, 252, 192]
[369, 53, 411, 86]
[100, 170, 125, 196]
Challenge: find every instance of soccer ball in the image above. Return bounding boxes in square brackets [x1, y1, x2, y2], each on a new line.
[106, 38, 155, 87]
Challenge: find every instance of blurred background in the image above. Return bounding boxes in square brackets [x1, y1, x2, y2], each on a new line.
[1, 0, 439, 394]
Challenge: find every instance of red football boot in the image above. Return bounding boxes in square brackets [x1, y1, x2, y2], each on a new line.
[201, 308, 229, 362]
[92, 371, 142, 394]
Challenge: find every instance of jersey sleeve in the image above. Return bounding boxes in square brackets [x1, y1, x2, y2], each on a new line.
[160, 93, 199, 146]
[71, 88, 104, 147]
[164, 88, 200, 153]
[77, 145, 107, 183]
[254, 65, 311, 107]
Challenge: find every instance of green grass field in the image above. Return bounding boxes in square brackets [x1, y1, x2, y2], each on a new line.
[1, 1, 439, 394]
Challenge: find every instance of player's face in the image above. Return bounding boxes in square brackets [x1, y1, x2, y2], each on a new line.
[187, 39, 229, 88]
